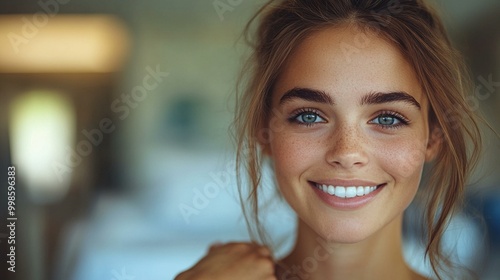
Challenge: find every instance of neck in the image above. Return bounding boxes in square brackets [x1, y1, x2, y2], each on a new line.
[277, 214, 417, 280]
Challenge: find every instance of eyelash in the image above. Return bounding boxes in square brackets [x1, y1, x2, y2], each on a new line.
[288, 108, 325, 127]
[287, 108, 410, 129]
[370, 110, 410, 129]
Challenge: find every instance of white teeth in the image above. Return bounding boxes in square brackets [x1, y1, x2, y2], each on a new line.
[336, 186, 346, 198]
[316, 184, 379, 198]
[356, 186, 364, 196]
[345, 186, 356, 198]
[327, 185, 335, 195]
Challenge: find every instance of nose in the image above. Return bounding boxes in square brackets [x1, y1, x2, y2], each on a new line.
[325, 125, 369, 169]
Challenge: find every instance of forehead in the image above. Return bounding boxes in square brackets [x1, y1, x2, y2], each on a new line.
[273, 25, 425, 105]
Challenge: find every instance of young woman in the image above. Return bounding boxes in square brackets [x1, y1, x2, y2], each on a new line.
[176, 0, 483, 279]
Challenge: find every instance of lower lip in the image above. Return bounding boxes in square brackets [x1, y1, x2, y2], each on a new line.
[310, 182, 385, 210]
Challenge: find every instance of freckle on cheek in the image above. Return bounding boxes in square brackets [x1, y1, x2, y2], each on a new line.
[379, 142, 426, 178]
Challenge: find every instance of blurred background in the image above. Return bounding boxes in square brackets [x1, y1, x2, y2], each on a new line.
[0, 0, 498, 279]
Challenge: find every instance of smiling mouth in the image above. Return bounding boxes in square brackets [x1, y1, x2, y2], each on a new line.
[313, 183, 385, 198]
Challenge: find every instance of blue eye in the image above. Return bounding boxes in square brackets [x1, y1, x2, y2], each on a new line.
[370, 112, 409, 128]
[298, 113, 320, 123]
[290, 110, 325, 126]
[374, 115, 399, 125]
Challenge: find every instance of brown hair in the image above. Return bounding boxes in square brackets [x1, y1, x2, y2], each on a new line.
[233, 0, 482, 278]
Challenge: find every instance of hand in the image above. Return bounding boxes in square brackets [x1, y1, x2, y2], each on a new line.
[175, 242, 276, 280]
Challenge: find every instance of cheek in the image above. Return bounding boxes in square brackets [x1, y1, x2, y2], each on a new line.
[269, 131, 322, 181]
[374, 136, 427, 180]
[270, 136, 303, 176]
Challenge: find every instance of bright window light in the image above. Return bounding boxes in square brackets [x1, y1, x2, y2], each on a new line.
[0, 15, 129, 73]
[9, 91, 75, 203]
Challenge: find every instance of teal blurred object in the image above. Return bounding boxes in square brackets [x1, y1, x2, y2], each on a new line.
[161, 95, 204, 147]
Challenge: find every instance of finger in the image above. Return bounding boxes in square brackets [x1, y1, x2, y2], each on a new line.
[208, 242, 224, 252]
[257, 245, 272, 257]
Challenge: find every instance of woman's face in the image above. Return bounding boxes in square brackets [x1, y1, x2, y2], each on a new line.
[267, 25, 438, 243]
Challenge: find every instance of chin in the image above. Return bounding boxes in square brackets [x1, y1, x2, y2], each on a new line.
[312, 219, 374, 244]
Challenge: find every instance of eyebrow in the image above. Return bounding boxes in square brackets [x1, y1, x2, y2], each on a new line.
[279, 87, 421, 110]
[360, 91, 421, 110]
[279, 88, 334, 105]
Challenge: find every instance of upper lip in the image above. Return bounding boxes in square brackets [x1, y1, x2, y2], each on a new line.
[310, 179, 383, 186]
